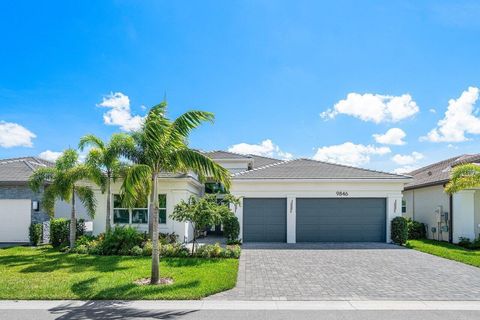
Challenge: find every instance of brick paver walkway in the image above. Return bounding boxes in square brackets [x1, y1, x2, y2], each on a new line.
[207, 243, 480, 301]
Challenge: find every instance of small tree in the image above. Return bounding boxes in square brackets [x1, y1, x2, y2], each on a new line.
[171, 194, 240, 254]
[445, 163, 480, 194]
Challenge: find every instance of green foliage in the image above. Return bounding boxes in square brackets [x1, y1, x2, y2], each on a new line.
[223, 214, 240, 242]
[391, 216, 408, 245]
[407, 239, 480, 268]
[159, 232, 178, 245]
[72, 245, 88, 254]
[50, 218, 86, 247]
[130, 245, 144, 256]
[160, 243, 190, 257]
[196, 244, 241, 259]
[445, 163, 480, 194]
[98, 226, 144, 255]
[406, 218, 426, 240]
[29, 223, 43, 246]
[458, 237, 473, 248]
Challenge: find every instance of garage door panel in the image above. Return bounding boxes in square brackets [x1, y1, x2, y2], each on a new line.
[243, 198, 286, 242]
[296, 198, 386, 242]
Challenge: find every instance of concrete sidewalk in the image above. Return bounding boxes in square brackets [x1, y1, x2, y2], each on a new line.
[2, 300, 480, 311]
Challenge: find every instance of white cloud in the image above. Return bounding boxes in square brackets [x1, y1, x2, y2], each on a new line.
[98, 92, 144, 131]
[0, 121, 36, 148]
[392, 152, 424, 165]
[393, 165, 418, 174]
[429, 108, 437, 113]
[372, 128, 406, 145]
[312, 142, 391, 167]
[228, 139, 293, 160]
[422, 87, 480, 142]
[38, 150, 63, 162]
[321, 92, 419, 123]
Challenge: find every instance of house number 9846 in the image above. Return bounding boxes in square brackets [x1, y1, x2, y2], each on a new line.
[336, 191, 349, 196]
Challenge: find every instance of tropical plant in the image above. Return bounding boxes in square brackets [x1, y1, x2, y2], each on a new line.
[29, 149, 99, 249]
[121, 102, 231, 284]
[445, 163, 480, 194]
[79, 133, 135, 232]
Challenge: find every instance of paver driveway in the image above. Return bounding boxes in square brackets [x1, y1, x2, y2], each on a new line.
[207, 243, 480, 301]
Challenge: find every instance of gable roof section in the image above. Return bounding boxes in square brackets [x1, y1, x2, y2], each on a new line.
[202, 150, 252, 160]
[0, 157, 54, 184]
[233, 158, 409, 180]
[405, 154, 480, 190]
[248, 154, 283, 168]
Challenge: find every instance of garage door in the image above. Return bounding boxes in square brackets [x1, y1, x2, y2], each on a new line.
[0, 199, 31, 242]
[296, 198, 386, 242]
[243, 198, 286, 242]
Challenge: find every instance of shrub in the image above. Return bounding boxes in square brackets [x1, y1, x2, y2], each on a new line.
[458, 237, 472, 248]
[407, 218, 426, 240]
[160, 243, 189, 257]
[29, 223, 43, 246]
[391, 216, 408, 245]
[142, 239, 153, 256]
[159, 232, 178, 245]
[130, 245, 143, 256]
[73, 244, 88, 254]
[470, 238, 480, 250]
[226, 239, 242, 245]
[50, 218, 86, 247]
[195, 243, 241, 258]
[223, 214, 240, 243]
[98, 226, 143, 255]
[223, 245, 241, 258]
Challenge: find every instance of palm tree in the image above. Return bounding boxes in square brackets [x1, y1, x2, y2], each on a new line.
[121, 102, 231, 284]
[445, 163, 480, 193]
[29, 149, 99, 249]
[79, 133, 135, 233]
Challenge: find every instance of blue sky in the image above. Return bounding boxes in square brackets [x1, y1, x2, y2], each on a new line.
[1, 1, 480, 173]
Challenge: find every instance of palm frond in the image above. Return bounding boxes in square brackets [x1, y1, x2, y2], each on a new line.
[76, 186, 97, 218]
[445, 164, 480, 193]
[121, 164, 153, 208]
[29, 167, 57, 192]
[42, 184, 60, 216]
[173, 149, 231, 189]
[171, 111, 215, 138]
[78, 134, 105, 151]
[55, 149, 79, 171]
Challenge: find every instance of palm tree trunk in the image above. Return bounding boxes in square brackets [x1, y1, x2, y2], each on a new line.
[105, 176, 111, 233]
[148, 181, 155, 239]
[150, 173, 160, 284]
[70, 187, 77, 249]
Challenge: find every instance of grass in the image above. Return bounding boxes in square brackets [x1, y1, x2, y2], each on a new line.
[0, 245, 238, 300]
[407, 239, 480, 268]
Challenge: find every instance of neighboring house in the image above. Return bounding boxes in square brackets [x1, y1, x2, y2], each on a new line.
[0, 157, 53, 243]
[402, 154, 480, 243]
[55, 151, 409, 243]
[0, 152, 410, 244]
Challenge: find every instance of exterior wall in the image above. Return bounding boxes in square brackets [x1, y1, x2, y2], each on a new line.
[54, 178, 203, 241]
[230, 179, 406, 243]
[0, 184, 50, 224]
[475, 190, 480, 240]
[211, 159, 251, 174]
[402, 185, 450, 241]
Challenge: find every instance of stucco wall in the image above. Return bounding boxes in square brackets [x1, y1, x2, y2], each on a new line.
[0, 184, 50, 224]
[402, 185, 450, 241]
[474, 190, 480, 240]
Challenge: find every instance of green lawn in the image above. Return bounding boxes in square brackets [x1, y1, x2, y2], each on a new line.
[407, 239, 480, 268]
[0, 246, 238, 300]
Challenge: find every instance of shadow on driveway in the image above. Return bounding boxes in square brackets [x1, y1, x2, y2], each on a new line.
[241, 242, 405, 250]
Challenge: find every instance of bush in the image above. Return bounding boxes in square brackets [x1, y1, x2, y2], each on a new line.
[470, 238, 480, 250]
[458, 237, 472, 248]
[407, 218, 426, 240]
[226, 239, 242, 245]
[223, 214, 240, 243]
[159, 232, 178, 245]
[29, 223, 43, 246]
[98, 226, 143, 255]
[160, 243, 189, 257]
[142, 239, 153, 256]
[72, 244, 88, 254]
[50, 218, 86, 247]
[391, 216, 408, 245]
[195, 243, 241, 258]
[130, 245, 143, 256]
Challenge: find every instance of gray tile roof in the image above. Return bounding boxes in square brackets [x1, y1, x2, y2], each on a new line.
[405, 154, 480, 190]
[233, 158, 409, 180]
[249, 154, 283, 168]
[202, 150, 252, 160]
[0, 157, 54, 184]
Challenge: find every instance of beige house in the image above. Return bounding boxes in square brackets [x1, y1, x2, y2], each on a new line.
[403, 154, 480, 243]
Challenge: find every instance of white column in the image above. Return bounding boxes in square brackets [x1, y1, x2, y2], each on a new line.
[233, 197, 244, 242]
[286, 196, 296, 243]
[453, 190, 476, 243]
[386, 194, 403, 243]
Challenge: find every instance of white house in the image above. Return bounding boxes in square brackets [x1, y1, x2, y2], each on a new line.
[54, 151, 410, 244]
[402, 154, 480, 243]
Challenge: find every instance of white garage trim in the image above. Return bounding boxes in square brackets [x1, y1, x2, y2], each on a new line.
[0, 199, 31, 243]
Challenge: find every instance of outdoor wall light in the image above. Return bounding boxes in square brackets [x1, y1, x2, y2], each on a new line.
[32, 200, 40, 211]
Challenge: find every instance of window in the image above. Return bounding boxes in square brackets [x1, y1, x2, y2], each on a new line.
[205, 182, 227, 194]
[158, 194, 167, 224]
[113, 194, 129, 224]
[402, 199, 406, 213]
[113, 194, 148, 224]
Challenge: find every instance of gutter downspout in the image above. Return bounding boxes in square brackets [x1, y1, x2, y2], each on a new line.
[449, 193, 453, 243]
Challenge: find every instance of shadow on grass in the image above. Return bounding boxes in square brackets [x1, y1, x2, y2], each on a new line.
[70, 276, 202, 300]
[0, 247, 128, 274]
[162, 257, 224, 268]
[49, 300, 198, 320]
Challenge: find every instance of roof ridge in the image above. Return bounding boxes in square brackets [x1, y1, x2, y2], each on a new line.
[203, 150, 253, 159]
[233, 158, 292, 176]
[407, 154, 466, 175]
[299, 158, 409, 178]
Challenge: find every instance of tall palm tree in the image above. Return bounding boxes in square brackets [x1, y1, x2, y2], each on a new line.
[122, 102, 231, 284]
[29, 149, 99, 248]
[445, 163, 480, 193]
[79, 133, 135, 233]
